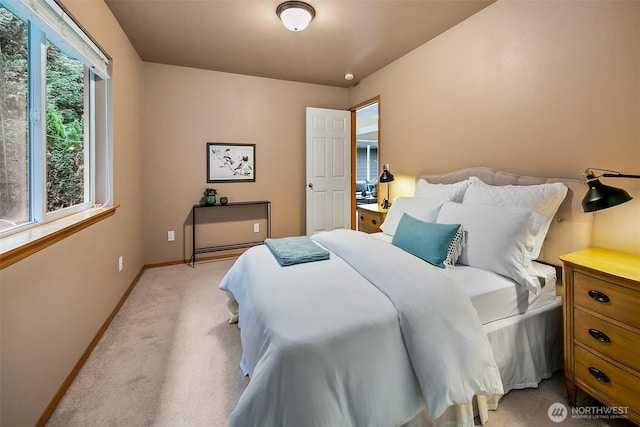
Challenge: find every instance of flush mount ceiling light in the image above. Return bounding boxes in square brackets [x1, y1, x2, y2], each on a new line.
[276, 1, 315, 32]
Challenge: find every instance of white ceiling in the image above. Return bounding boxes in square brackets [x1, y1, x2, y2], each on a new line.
[104, 0, 495, 88]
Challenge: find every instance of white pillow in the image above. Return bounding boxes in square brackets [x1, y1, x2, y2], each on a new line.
[436, 201, 541, 293]
[462, 177, 567, 259]
[414, 178, 472, 203]
[380, 197, 447, 236]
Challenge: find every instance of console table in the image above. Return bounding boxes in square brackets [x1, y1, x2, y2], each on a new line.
[191, 200, 271, 266]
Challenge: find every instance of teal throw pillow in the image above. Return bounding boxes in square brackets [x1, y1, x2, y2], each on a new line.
[392, 213, 462, 269]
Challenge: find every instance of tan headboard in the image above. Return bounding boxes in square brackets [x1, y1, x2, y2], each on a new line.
[418, 167, 592, 266]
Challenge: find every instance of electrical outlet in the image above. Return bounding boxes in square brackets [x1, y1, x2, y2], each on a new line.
[168, 230, 175, 241]
[118, 256, 123, 272]
[253, 223, 260, 233]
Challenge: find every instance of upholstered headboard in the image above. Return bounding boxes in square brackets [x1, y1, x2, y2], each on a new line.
[418, 167, 592, 266]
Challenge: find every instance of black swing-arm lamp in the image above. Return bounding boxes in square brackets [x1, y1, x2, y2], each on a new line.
[582, 168, 640, 213]
[379, 164, 394, 209]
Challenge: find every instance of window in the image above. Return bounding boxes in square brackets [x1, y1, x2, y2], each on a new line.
[0, 0, 111, 237]
[46, 40, 87, 213]
[0, 5, 28, 231]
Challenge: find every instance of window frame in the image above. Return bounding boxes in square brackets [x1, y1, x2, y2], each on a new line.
[0, 0, 114, 267]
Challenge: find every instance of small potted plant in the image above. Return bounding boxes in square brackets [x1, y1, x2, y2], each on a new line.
[203, 188, 217, 205]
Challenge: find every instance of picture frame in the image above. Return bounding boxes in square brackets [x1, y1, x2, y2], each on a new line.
[207, 142, 256, 183]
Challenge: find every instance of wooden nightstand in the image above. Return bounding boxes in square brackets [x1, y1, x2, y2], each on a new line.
[357, 204, 387, 234]
[560, 247, 640, 424]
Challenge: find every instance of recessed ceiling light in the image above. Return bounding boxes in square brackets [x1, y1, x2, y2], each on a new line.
[345, 73, 354, 80]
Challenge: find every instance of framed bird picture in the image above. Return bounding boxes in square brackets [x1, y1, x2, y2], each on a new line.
[206, 142, 256, 183]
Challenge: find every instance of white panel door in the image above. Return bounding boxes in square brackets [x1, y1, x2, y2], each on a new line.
[306, 107, 351, 236]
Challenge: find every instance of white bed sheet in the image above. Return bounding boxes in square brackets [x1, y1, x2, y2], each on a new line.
[443, 263, 557, 325]
[372, 232, 558, 325]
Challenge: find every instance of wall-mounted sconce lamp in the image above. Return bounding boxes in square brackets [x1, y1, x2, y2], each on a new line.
[582, 168, 640, 212]
[379, 164, 395, 209]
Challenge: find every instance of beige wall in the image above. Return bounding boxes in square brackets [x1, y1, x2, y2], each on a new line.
[350, 0, 640, 255]
[2, 0, 639, 425]
[0, 1, 145, 425]
[142, 64, 348, 265]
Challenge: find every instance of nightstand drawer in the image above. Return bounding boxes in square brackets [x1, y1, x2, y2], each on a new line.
[358, 224, 380, 234]
[357, 207, 385, 234]
[574, 272, 640, 329]
[575, 346, 640, 411]
[574, 308, 640, 372]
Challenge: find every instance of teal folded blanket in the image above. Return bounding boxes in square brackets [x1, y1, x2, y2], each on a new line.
[265, 236, 330, 266]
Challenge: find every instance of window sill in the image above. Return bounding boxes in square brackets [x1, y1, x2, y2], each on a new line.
[0, 205, 119, 270]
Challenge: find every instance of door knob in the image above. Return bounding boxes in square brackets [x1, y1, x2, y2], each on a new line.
[308, 183, 313, 189]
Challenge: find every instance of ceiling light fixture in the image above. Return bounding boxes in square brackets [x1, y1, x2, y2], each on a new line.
[276, 1, 315, 32]
[345, 73, 354, 81]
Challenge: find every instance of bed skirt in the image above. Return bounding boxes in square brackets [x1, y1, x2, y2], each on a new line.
[401, 298, 563, 426]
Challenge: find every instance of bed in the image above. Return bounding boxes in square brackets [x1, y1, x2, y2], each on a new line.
[219, 167, 591, 427]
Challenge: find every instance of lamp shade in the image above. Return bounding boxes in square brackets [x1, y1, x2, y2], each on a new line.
[582, 178, 633, 212]
[379, 165, 394, 183]
[276, 1, 315, 31]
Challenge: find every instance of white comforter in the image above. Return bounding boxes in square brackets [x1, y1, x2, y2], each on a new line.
[219, 229, 503, 426]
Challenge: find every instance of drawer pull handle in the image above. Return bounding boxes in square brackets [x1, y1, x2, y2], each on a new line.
[371, 219, 377, 225]
[588, 328, 611, 343]
[588, 367, 610, 383]
[588, 290, 610, 303]
[360, 216, 364, 221]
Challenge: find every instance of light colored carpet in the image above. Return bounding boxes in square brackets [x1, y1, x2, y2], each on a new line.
[47, 259, 248, 427]
[47, 259, 635, 427]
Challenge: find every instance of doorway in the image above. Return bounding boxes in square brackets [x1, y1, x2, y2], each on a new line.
[350, 97, 380, 229]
